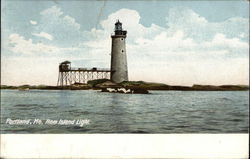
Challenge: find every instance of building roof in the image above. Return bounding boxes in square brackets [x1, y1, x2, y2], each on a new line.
[60, 61, 71, 64]
[115, 20, 122, 25]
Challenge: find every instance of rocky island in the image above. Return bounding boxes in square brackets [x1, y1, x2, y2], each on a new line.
[1, 79, 249, 94]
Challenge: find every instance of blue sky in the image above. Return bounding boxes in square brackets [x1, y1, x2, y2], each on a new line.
[1, 0, 249, 86]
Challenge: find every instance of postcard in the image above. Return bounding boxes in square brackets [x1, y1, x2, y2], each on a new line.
[1, 0, 249, 158]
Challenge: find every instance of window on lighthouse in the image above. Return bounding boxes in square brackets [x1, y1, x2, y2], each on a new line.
[115, 24, 122, 31]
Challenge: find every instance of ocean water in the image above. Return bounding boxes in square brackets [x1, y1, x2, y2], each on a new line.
[0, 89, 249, 133]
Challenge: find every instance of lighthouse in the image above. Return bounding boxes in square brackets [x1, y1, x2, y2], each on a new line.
[110, 20, 128, 83]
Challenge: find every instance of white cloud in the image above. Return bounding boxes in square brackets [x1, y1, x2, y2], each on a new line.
[63, 15, 80, 30]
[99, 9, 165, 41]
[37, 6, 82, 46]
[8, 33, 78, 55]
[166, 7, 249, 41]
[40, 5, 80, 31]
[30, 20, 37, 25]
[32, 32, 53, 40]
[201, 33, 248, 56]
[8, 34, 59, 54]
[40, 6, 62, 16]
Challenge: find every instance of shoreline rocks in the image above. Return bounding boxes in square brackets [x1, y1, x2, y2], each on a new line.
[101, 87, 149, 94]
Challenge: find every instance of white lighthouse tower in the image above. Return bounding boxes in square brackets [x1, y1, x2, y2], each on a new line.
[110, 20, 128, 83]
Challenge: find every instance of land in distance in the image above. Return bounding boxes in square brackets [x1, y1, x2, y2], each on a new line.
[1, 79, 249, 91]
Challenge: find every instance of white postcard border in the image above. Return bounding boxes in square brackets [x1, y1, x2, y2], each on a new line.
[1, 134, 249, 158]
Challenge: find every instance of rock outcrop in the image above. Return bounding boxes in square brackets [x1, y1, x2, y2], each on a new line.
[101, 87, 149, 94]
